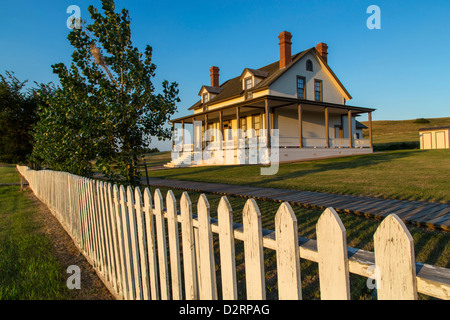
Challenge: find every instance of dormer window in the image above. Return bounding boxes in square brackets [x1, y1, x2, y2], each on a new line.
[203, 93, 209, 103]
[306, 59, 313, 72]
[244, 77, 253, 90]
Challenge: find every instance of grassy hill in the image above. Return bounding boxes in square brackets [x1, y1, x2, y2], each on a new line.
[361, 117, 450, 150]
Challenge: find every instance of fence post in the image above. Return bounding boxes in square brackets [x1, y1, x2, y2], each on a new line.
[374, 214, 418, 300]
[316, 207, 350, 300]
[197, 194, 217, 300]
[243, 198, 266, 300]
[218, 196, 238, 300]
[275, 202, 302, 300]
[180, 192, 198, 300]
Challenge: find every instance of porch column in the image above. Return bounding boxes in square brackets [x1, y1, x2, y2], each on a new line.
[265, 99, 271, 148]
[325, 107, 329, 148]
[368, 112, 373, 148]
[236, 107, 241, 138]
[181, 120, 185, 147]
[298, 104, 303, 148]
[192, 117, 195, 151]
[219, 110, 223, 140]
[172, 122, 175, 149]
[348, 110, 353, 148]
[204, 113, 208, 150]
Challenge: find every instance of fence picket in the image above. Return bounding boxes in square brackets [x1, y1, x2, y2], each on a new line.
[154, 189, 170, 300]
[119, 185, 135, 300]
[180, 192, 198, 300]
[106, 182, 121, 294]
[135, 187, 151, 300]
[316, 207, 350, 300]
[374, 214, 418, 300]
[96, 181, 108, 279]
[275, 202, 302, 300]
[197, 194, 217, 300]
[126, 186, 143, 300]
[101, 182, 114, 285]
[166, 190, 183, 300]
[218, 196, 237, 300]
[243, 198, 266, 300]
[143, 188, 159, 300]
[114, 184, 128, 299]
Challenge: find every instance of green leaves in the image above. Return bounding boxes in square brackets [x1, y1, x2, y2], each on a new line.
[32, 0, 179, 185]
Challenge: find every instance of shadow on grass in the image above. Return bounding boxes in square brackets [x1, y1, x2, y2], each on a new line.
[148, 150, 417, 190]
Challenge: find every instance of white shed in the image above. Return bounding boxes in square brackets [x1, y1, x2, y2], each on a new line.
[419, 126, 450, 149]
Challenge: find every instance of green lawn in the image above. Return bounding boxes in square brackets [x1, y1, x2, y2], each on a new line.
[362, 116, 450, 148]
[147, 149, 450, 204]
[0, 164, 72, 299]
[0, 163, 22, 184]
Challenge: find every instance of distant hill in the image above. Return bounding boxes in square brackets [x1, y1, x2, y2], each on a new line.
[361, 117, 450, 150]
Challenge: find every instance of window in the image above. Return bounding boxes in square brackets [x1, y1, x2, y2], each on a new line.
[314, 80, 322, 101]
[253, 114, 261, 137]
[245, 77, 252, 90]
[297, 76, 306, 99]
[207, 124, 215, 142]
[203, 93, 209, 103]
[306, 60, 313, 72]
[240, 117, 247, 132]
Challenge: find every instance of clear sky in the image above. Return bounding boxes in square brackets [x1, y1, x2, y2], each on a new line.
[1, 0, 449, 151]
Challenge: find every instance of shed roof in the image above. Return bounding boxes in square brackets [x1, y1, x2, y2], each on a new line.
[418, 125, 450, 131]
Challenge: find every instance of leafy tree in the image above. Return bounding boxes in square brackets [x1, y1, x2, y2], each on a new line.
[32, 0, 179, 185]
[0, 71, 50, 164]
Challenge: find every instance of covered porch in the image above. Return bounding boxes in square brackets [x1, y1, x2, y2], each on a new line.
[168, 95, 375, 166]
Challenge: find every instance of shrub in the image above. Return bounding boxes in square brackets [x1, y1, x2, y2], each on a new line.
[414, 118, 430, 124]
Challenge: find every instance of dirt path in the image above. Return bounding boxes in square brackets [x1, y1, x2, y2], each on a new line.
[25, 187, 115, 300]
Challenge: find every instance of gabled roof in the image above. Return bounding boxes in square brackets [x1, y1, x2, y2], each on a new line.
[239, 68, 269, 80]
[198, 85, 223, 96]
[189, 47, 351, 110]
[356, 120, 368, 129]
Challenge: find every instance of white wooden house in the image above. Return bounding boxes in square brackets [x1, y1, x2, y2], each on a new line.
[167, 31, 375, 167]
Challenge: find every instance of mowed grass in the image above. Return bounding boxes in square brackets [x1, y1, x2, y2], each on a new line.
[362, 116, 450, 145]
[0, 164, 23, 184]
[147, 149, 450, 204]
[147, 186, 449, 300]
[0, 164, 71, 299]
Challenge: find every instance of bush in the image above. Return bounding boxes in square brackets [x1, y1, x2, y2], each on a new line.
[373, 141, 420, 151]
[414, 118, 430, 124]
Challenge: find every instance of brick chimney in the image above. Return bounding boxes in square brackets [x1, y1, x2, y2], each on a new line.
[210, 66, 220, 87]
[316, 42, 328, 63]
[278, 31, 292, 69]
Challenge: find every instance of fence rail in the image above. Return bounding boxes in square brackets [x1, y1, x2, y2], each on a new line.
[16, 165, 450, 300]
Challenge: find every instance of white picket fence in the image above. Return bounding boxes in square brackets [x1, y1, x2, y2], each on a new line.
[16, 166, 450, 300]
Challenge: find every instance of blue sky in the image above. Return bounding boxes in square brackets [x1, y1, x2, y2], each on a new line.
[1, 0, 450, 150]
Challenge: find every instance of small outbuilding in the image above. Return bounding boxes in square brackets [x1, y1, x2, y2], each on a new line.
[419, 126, 450, 149]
